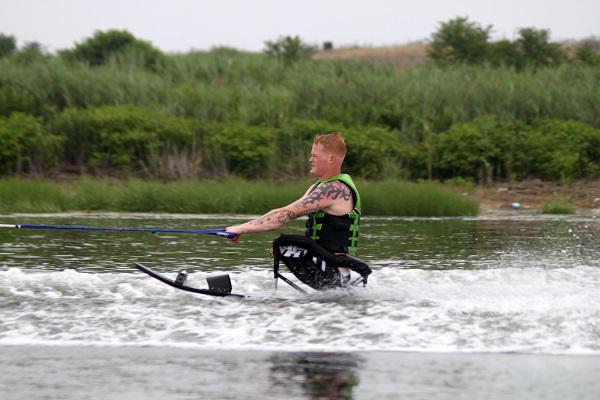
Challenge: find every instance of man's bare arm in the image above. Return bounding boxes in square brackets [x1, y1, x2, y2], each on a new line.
[226, 181, 351, 236]
[299, 180, 352, 207]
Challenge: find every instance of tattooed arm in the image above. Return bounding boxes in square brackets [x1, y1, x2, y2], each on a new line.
[225, 181, 352, 242]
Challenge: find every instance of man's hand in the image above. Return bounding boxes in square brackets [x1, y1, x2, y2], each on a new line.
[225, 226, 242, 244]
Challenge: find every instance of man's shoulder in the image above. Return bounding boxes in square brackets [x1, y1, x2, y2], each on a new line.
[301, 179, 352, 205]
[317, 180, 353, 202]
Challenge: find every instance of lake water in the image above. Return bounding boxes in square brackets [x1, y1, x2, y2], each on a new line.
[1, 212, 599, 399]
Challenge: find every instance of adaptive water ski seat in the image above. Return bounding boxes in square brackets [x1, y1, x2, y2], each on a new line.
[272, 234, 371, 291]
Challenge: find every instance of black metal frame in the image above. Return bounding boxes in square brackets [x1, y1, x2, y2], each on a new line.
[272, 234, 371, 293]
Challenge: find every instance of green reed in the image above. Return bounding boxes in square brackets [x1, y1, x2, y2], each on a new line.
[541, 199, 576, 214]
[2, 55, 599, 128]
[0, 178, 478, 216]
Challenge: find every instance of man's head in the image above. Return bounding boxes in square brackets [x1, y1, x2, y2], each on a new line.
[309, 132, 346, 179]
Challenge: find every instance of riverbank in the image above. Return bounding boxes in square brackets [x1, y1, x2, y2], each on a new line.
[474, 179, 600, 212]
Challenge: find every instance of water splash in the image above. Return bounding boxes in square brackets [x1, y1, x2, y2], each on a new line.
[1, 265, 598, 354]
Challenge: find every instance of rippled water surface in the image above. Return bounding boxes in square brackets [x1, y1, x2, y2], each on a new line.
[1, 212, 599, 399]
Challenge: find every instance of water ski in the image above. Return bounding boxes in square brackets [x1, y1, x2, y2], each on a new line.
[134, 263, 246, 298]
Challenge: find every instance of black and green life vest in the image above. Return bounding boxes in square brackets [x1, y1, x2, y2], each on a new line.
[304, 173, 361, 256]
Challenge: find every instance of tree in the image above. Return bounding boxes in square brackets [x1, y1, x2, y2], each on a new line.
[427, 17, 491, 65]
[322, 41, 334, 51]
[62, 29, 167, 71]
[516, 28, 565, 67]
[0, 113, 62, 174]
[264, 35, 316, 65]
[575, 46, 600, 65]
[12, 42, 47, 64]
[574, 38, 600, 65]
[433, 116, 525, 183]
[0, 33, 17, 59]
[489, 39, 524, 69]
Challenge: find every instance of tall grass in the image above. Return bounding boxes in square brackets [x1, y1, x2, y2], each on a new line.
[0, 179, 70, 212]
[0, 178, 478, 216]
[361, 180, 478, 216]
[541, 199, 575, 214]
[2, 54, 599, 128]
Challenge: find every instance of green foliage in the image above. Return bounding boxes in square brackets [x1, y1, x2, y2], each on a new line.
[0, 33, 16, 59]
[515, 119, 600, 180]
[0, 178, 70, 212]
[203, 123, 276, 178]
[575, 46, 600, 66]
[51, 105, 196, 172]
[541, 199, 575, 214]
[574, 37, 600, 65]
[0, 113, 62, 174]
[360, 180, 479, 216]
[2, 47, 599, 129]
[489, 40, 523, 68]
[0, 177, 479, 216]
[516, 28, 566, 67]
[428, 19, 566, 69]
[264, 35, 316, 65]
[0, 86, 35, 117]
[428, 17, 491, 65]
[345, 126, 418, 179]
[0, 35, 599, 182]
[11, 42, 48, 65]
[62, 29, 167, 71]
[434, 115, 525, 182]
[434, 116, 600, 182]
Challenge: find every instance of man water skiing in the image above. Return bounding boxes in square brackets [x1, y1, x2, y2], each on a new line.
[226, 132, 362, 287]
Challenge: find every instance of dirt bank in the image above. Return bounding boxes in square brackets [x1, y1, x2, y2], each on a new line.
[472, 179, 600, 211]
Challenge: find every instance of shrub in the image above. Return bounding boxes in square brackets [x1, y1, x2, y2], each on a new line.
[61, 29, 168, 71]
[202, 123, 276, 178]
[345, 126, 418, 179]
[515, 119, 600, 180]
[51, 105, 196, 173]
[489, 40, 524, 68]
[516, 28, 566, 68]
[0, 34, 16, 59]
[542, 199, 575, 214]
[428, 19, 566, 69]
[264, 36, 316, 66]
[433, 115, 525, 182]
[428, 17, 491, 65]
[575, 46, 600, 66]
[0, 86, 35, 117]
[10, 42, 48, 65]
[0, 112, 62, 174]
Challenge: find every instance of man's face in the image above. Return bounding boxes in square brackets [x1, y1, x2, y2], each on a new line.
[309, 143, 331, 177]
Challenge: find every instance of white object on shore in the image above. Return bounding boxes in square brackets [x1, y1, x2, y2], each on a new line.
[512, 202, 521, 209]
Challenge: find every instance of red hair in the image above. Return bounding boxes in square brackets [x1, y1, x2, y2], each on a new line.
[313, 132, 346, 158]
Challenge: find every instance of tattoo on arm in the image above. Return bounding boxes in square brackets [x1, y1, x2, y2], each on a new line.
[243, 181, 350, 229]
[277, 209, 296, 224]
[249, 209, 297, 226]
[301, 181, 351, 207]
